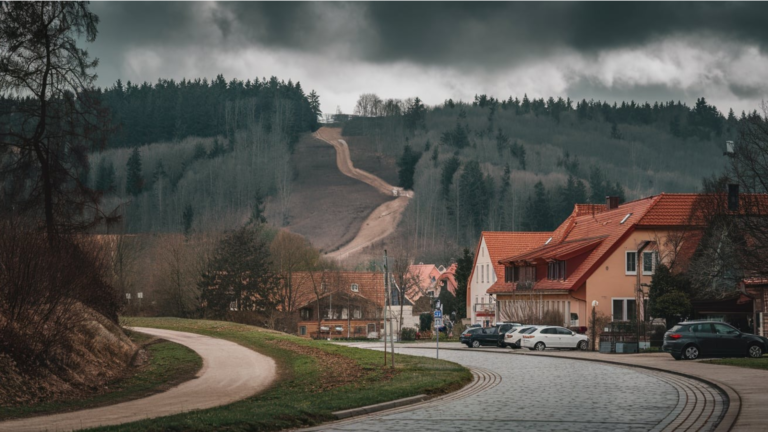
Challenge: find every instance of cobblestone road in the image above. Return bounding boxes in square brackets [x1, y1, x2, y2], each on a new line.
[308, 345, 725, 432]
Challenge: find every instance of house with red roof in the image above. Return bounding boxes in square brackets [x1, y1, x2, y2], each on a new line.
[467, 231, 552, 326]
[489, 194, 706, 327]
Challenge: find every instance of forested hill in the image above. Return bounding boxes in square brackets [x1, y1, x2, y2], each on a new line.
[99, 75, 321, 149]
[86, 75, 321, 233]
[341, 94, 743, 261]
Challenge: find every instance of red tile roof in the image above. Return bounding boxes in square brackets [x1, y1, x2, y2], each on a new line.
[471, 232, 553, 287]
[637, 193, 706, 227]
[293, 271, 386, 308]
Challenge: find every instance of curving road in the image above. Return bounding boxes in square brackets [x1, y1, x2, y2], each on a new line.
[313, 127, 413, 260]
[0, 327, 277, 432]
[309, 344, 726, 432]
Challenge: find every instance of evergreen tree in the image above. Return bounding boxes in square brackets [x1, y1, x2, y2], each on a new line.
[522, 181, 553, 231]
[441, 155, 461, 199]
[404, 97, 427, 132]
[199, 226, 279, 318]
[496, 163, 511, 229]
[510, 141, 526, 170]
[182, 204, 194, 236]
[125, 148, 144, 196]
[459, 160, 491, 236]
[248, 190, 267, 226]
[454, 248, 474, 320]
[431, 145, 440, 167]
[495, 128, 509, 156]
[588, 166, 607, 204]
[95, 160, 116, 194]
[397, 144, 422, 190]
[648, 264, 693, 329]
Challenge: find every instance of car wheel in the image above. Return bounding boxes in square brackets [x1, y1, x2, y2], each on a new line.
[748, 344, 763, 358]
[534, 342, 546, 351]
[472, 340, 481, 348]
[682, 344, 700, 360]
[577, 340, 588, 351]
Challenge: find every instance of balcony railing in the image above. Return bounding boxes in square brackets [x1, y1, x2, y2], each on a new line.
[473, 302, 496, 313]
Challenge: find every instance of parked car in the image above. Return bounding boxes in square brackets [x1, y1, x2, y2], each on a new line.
[459, 327, 483, 346]
[662, 321, 768, 360]
[521, 326, 589, 351]
[502, 325, 540, 349]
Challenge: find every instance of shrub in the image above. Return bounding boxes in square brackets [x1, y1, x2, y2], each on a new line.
[400, 327, 417, 341]
[419, 313, 434, 332]
[0, 219, 121, 365]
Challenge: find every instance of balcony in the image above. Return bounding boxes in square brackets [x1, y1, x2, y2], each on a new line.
[473, 302, 496, 314]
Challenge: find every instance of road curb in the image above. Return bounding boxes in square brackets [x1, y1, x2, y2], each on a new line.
[332, 394, 428, 419]
[395, 345, 740, 432]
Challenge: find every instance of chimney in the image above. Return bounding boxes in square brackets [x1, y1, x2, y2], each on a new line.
[728, 184, 739, 212]
[606, 196, 620, 210]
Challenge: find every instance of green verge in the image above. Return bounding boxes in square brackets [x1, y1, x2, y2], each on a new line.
[0, 331, 202, 421]
[706, 355, 768, 370]
[91, 317, 472, 432]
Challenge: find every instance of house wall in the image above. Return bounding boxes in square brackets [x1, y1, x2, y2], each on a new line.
[468, 237, 497, 325]
[585, 228, 682, 322]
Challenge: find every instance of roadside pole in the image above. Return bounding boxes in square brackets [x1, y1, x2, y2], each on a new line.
[383, 250, 388, 366]
[434, 301, 443, 360]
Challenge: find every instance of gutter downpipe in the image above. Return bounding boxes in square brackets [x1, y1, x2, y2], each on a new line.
[636, 241, 652, 350]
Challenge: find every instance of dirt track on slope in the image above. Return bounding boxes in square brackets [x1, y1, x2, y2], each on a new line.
[313, 127, 413, 260]
[0, 328, 276, 432]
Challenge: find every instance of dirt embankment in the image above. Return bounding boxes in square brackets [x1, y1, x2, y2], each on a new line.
[312, 128, 413, 261]
[0, 305, 137, 408]
[285, 133, 392, 253]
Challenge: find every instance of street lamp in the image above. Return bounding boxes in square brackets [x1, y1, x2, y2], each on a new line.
[591, 301, 598, 351]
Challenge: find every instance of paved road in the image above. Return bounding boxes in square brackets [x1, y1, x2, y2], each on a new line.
[310, 344, 725, 432]
[0, 327, 277, 432]
[314, 127, 412, 260]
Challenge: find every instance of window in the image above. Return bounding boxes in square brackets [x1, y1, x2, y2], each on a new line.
[557, 328, 573, 335]
[690, 323, 714, 334]
[299, 326, 307, 336]
[321, 282, 328, 292]
[353, 308, 362, 319]
[480, 265, 483, 283]
[625, 251, 637, 275]
[350, 283, 359, 292]
[714, 323, 739, 335]
[620, 213, 632, 224]
[541, 328, 557, 334]
[612, 298, 637, 321]
[570, 313, 579, 326]
[300, 309, 311, 320]
[547, 260, 566, 280]
[642, 251, 656, 275]
[367, 323, 376, 334]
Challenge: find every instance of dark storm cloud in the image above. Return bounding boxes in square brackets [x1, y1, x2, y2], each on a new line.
[91, 2, 768, 67]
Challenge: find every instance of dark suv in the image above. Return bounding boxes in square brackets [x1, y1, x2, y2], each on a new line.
[662, 321, 768, 360]
[463, 323, 519, 348]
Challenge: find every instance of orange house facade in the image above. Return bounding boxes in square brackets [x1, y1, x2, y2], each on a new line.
[488, 194, 705, 327]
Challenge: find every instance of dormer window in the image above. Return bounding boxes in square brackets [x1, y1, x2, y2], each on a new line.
[350, 283, 359, 292]
[547, 260, 566, 280]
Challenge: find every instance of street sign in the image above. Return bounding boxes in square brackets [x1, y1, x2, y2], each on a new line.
[137, 292, 143, 299]
[434, 318, 443, 328]
[125, 293, 131, 300]
[434, 310, 442, 318]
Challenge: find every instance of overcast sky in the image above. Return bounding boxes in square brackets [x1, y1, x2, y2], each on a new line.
[88, 2, 768, 116]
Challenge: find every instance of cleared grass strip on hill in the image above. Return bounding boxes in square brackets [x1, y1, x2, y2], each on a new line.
[0, 331, 202, 421]
[95, 317, 471, 432]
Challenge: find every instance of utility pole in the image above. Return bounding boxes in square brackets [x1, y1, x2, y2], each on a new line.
[383, 250, 388, 366]
[386, 251, 395, 368]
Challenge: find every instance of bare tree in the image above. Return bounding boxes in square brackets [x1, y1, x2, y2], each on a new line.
[270, 230, 320, 315]
[389, 246, 421, 335]
[0, 2, 114, 239]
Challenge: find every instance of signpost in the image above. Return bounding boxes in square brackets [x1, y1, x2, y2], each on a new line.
[434, 302, 443, 359]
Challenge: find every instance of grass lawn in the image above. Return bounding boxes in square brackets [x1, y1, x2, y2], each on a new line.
[706, 356, 768, 370]
[92, 317, 472, 432]
[0, 330, 202, 421]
